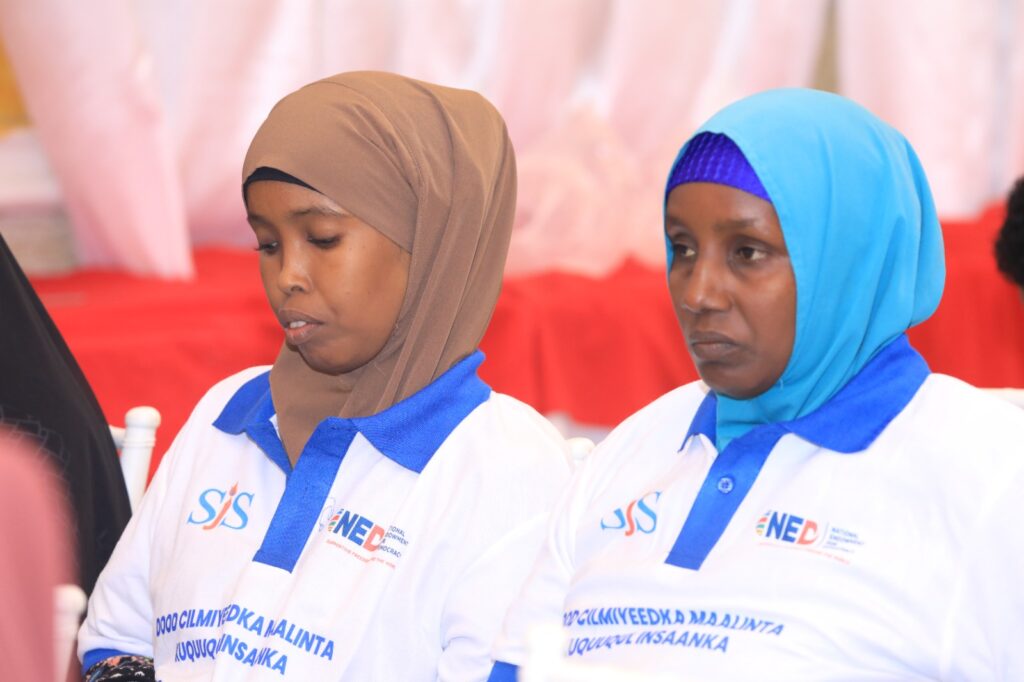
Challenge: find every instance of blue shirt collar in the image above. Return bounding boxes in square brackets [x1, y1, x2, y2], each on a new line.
[683, 335, 930, 454]
[214, 351, 492, 473]
[684, 389, 718, 446]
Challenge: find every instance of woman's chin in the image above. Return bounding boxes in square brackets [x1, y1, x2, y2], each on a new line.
[297, 349, 370, 377]
[700, 372, 777, 400]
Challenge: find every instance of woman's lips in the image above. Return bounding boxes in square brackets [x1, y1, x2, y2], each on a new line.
[278, 309, 324, 346]
[283, 319, 322, 345]
[687, 331, 741, 362]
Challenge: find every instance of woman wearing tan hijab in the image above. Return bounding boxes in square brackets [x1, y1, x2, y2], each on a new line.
[79, 71, 571, 681]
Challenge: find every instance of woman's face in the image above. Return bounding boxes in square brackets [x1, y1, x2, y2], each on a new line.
[665, 182, 796, 399]
[247, 181, 411, 375]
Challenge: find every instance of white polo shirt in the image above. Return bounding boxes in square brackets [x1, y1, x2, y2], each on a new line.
[80, 351, 571, 680]
[491, 337, 1024, 681]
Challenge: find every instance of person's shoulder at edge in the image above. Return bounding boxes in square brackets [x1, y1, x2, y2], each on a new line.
[592, 380, 709, 455]
[152, 366, 273, 476]
[907, 372, 1024, 453]
[480, 381, 708, 470]
[454, 391, 574, 485]
[188, 365, 273, 418]
[557, 380, 711, 502]
[893, 373, 1024, 522]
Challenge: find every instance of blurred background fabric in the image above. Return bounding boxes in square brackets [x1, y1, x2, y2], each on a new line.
[1, 0, 1023, 467]
[1, 0, 1021, 276]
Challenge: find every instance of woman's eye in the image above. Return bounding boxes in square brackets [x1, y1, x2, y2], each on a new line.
[736, 245, 766, 262]
[254, 242, 278, 253]
[308, 236, 340, 249]
[672, 243, 695, 259]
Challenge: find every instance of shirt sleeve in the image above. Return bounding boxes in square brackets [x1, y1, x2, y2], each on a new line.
[487, 452, 599, 671]
[77, 413, 190, 668]
[436, 512, 555, 682]
[939, 468, 1024, 680]
[435, 413, 575, 682]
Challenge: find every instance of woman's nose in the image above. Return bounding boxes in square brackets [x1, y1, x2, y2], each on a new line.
[277, 247, 311, 294]
[676, 257, 729, 314]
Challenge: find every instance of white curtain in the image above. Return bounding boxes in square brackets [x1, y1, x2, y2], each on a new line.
[502, 0, 827, 276]
[1, 0, 1020, 277]
[838, 0, 1024, 218]
[0, 0, 192, 277]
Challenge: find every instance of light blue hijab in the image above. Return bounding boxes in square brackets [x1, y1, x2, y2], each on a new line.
[666, 89, 946, 451]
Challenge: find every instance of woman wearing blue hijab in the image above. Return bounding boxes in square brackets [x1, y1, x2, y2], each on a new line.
[489, 90, 1024, 680]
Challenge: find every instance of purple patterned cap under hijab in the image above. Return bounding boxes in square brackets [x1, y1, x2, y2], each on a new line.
[666, 131, 771, 203]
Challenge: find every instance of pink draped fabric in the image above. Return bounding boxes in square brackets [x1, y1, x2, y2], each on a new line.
[838, 0, 1024, 218]
[0, 0, 192, 277]
[1, 1, 1021, 276]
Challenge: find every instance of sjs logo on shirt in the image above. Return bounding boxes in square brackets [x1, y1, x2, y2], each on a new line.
[187, 482, 255, 530]
[600, 491, 661, 535]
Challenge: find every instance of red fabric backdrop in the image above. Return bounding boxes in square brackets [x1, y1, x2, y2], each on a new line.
[30, 205, 1024, 479]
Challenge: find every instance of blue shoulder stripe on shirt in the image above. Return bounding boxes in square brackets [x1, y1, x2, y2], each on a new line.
[213, 369, 274, 434]
[487, 661, 519, 681]
[667, 335, 929, 570]
[212, 370, 291, 475]
[350, 350, 491, 473]
[82, 648, 136, 674]
[213, 351, 491, 474]
[781, 335, 930, 453]
[681, 388, 717, 449]
[219, 352, 492, 572]
[253, 420, 355, 571]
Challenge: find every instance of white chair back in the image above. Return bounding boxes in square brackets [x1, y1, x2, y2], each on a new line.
[50, 407, 160, 681]
[109, 405, 161, 512]
[566, 436, 596, 464]
[54, 583, 86, 682]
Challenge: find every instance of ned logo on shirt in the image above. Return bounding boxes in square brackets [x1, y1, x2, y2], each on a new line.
[756, 510, 821, 545]
[187, 482, 255, 530]
[327, 508, 385, 551]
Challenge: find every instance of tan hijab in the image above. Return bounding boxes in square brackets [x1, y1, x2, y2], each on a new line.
[243, 72, 516, 461]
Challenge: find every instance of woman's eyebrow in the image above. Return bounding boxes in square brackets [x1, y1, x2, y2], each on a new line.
[713, 217, 758, 231]
[290, 205, 348, 219]
[664, 211, 687, 229]
[665, 216, 761, 233]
